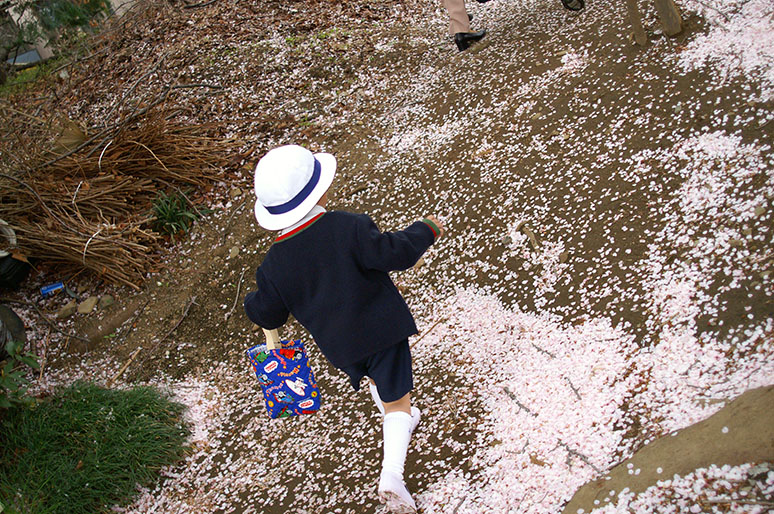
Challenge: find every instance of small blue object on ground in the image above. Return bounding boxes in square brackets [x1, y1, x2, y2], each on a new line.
[40, 282, 64, 297]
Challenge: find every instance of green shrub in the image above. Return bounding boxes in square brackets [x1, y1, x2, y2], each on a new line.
[0, 340, 39, 410]
[35, 0, 112, 32]
[0, 381, 190, 513]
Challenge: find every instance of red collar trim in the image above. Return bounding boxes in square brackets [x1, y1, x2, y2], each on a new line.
[275, 213, 325, 242]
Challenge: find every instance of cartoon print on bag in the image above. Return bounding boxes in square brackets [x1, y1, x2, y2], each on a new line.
[257, 374, 273, 386]
[285, 377, 308, 396]
[274, 390, 295, 405]
[278, 348, 302, 361]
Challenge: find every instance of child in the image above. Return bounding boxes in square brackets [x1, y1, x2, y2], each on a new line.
[243, 144, 443, 513]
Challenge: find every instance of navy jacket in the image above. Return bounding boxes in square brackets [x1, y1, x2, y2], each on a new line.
[244, 211, 438, 368]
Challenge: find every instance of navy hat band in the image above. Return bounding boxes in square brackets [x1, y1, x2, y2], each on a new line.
[265, 159, 321, 215]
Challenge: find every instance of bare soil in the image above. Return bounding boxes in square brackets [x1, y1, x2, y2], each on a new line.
[2, 0, 773, 511]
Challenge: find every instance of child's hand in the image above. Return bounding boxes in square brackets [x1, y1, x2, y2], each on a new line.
[425, 215, 445, 239]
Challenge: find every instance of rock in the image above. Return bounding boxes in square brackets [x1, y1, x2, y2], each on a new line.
[99, 295, 114, 309]
[559, 251, 569, 263]
[564, 385, 774, 514]
[229, 187, 243, 199]
[229, 247, 240, 259]
[502, 235, 513, 246]
[742, 227, 753, 236]
[729, 238, 745, 248]
[57, 300, 78, 319]
[77, 296, 99, 314]
[754, 205, 766, 217]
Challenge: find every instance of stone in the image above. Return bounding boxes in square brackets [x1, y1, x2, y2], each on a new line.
[229, 247, 240, 259]
[729, 238, 744, 248]
[77, 296, 99, 314]
[754, 205, 766, 217]
[229, 187, 243, 199]
[559, 251, 569, 263]
[502, 235, 513, 246]
[742, 227, 752, 236]
[99, 295, 114, 309]
[57, 300, 78, 319]
[564, 385, 774, 514]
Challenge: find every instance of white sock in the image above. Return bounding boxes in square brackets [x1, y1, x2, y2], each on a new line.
[369, 382, 386, 416]
[382, 411, 413, 478]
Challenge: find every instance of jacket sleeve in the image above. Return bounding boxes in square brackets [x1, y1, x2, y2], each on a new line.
[354, 214, 437, 272]
[243, 268, 289, 329]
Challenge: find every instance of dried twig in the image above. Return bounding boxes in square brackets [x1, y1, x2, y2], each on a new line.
[410, 318, 444, 349]
[564, 376, 582, 400]
[103, 52, 168, 125]
[503, 386, 537, 417]
[128, 296, 197, 382]
[183, 0, 218, 8]
[703, 499, 774, 507]
[558, 440, 602, 474]
[116, 299, 150, 347]
[225, 270, 247, 321]
[38, 328, 51, 380]
[221, 200, 247, 244]
[159, 295, 197, 343]
[531, 342, 556, 359]
[1, 102, 238, 287]
[107, 347, 142, 387]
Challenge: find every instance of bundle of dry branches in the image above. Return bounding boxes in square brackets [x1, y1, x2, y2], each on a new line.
[0, 102, 238, 289]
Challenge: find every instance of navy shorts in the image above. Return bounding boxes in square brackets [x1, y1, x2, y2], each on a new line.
[340, 339, 413, 403]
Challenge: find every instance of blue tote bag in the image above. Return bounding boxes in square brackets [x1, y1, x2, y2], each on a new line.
[246, 328, 322, 419]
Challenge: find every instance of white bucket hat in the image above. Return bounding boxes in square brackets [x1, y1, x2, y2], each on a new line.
[253, 145, 336, 231]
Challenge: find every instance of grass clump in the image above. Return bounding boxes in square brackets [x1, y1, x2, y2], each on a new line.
[0, 381, 189, 513]
[150, 190, 208, 242]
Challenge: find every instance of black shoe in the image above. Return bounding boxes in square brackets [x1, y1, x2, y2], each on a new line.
[454, 29, 486, 52]
[560, 0, 584, 10]
[476, 0, 491, 3]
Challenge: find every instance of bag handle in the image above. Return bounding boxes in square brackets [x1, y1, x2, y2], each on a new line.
[263, 328, 281, 350]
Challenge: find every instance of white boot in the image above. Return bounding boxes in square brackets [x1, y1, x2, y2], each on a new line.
[378, 411, 417, 513]
[378, 470, 417, 513]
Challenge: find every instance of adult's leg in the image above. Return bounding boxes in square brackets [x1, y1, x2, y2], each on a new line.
[442, 0, 470, 35]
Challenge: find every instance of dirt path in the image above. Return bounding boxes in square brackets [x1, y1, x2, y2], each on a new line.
[9, 0, 774, 512]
